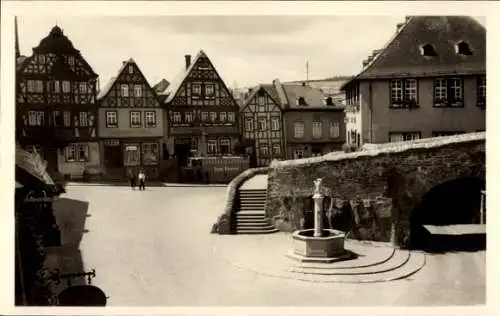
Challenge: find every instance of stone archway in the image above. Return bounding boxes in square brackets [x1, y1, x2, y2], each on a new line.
[407, 176, 485, 252]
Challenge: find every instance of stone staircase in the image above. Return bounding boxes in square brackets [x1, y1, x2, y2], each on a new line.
[234, 189, 278, 234]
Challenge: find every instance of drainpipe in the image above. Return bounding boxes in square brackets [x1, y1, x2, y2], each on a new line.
[369, 81, 374, 143]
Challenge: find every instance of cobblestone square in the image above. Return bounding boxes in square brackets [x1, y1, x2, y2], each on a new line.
[53, 185, 486, 306]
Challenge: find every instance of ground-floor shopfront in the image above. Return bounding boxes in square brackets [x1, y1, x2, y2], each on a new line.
[100, 138, 162, 180]
[171, 134, 240, 167]
[286, 142, 344, 160]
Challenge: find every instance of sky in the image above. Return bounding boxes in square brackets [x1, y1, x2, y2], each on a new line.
[16, 15, 486, 90]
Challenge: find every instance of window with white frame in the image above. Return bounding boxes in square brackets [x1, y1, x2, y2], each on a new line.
[77, 144, 89, 161]
[450, 78, 463, 103]
[183, 112, 193, 124]
[294, 121, 305, 138]
[130, 111, 141, 127]
[312, 121, 323, 138]
[258, 118, 267, 131]
[106, 111, 118, 128]
[27, 80, 35, 92]
[172, 112, 181, 123]
[121, 84, 129, 97]
[134, 84, 142, 97]
[52, 111, 61, 127]
[63, 111, 71, 127]
[205, 84, 214, 97]
[144, 111, 156, 127]
[329, 120, 340, 138]
[219, 112, 227, 122]
[65, 145, 76, 162]
[128, 65, 134, 74]
[431, 131, 465, 137]
[434, 78, 463, 106]
[245, 117, 254, 131]
[258, 95, 265, 106]
[390, 79, 417, 107]
[389, 132, 421, 143]
[227, 112, 235, 122]
[62, 81, 71, 93]
[35, 80, 43, 93]
[210, 112, 217, 122]
[207, 140, 217, 153]
[201, 112, 208, 122]
[272, 144, 281, 155]
[477, 76, 486, 106]
[142, 142, 159, 164]
[79, 82, 87, 94]
[192, 84, 201, 97]
[27, 111, 44, 126]
[220, 138, 231, 155]
[271, 117, 280, 131]
[54, 81, 60, 93]
[68, 56, 75, 66]
[124, 144, 140, 166]
[79, 112, 88, 127]
[259, 144, 269, 157]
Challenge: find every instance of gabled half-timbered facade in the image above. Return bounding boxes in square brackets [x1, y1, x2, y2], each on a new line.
[97, 59, 163, 179]
[16, 24, 99, 178]
[240, 84, 285, 166]
[162, 50, 240, 167]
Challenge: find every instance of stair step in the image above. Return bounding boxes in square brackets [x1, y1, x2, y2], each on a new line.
[236, 228, 279, 234]
[238, 206, 266, 210]
[236, 212, 266, 216]
[236, 221, 272, 227]
[239, 196, 267, 200]
[236, 218, 270, 223]
[239, 200, 266, 204]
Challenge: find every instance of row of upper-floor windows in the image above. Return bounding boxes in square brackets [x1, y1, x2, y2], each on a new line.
[25, 110, 95, 127]
[23, 80, 92, 94]
[119, 84, 144, 97]
[245, 117, 280, 131]
[390, 76, 485, 108]
[345, 76, 486, 108]
[293, 120, 341, 139]
[105, 110, 157, 128]
[170, 111, 236, 123]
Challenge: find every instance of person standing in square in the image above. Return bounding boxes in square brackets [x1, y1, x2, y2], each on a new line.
[138, 169, 146, 191]
[128, 170, 136, 190]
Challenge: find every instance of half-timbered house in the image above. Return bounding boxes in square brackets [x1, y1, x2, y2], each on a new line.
[162, 50, 240, 168]
[240, 83, 285, 166]
[16, 23, 99, 179]
[97, 58, 164, 179]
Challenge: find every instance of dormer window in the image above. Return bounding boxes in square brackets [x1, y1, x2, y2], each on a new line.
[456, 41, 473, 56]
[297, 97, 306, 106]
[420, 44, 437, 57]
[326, 97, 334, 106]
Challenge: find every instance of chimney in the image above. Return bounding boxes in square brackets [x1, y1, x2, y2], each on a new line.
[396, 22, 404, 31]
[185, 54, 191, 70]
[362, 60, 369, 68]
[302, 82, 306, 87]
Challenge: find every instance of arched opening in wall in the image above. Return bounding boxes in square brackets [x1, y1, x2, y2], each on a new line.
[409, 176, 485, 253]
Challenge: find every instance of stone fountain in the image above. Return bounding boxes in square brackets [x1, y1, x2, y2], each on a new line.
[287, 178, 350, 263]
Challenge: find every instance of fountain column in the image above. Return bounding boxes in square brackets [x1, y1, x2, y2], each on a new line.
[313, 178, 324, 237]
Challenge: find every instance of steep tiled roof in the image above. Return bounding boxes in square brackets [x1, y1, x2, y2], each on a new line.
[153, 78, 170, 94]
[242, 84, 283, 110]
[163, 50, 206, 103]
[342, 16, 486, 90]
[281, 84, 343, 110]
[97, 58, 145, 100]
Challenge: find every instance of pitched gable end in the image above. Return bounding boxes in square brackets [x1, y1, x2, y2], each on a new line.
[164, 50, 238, 108]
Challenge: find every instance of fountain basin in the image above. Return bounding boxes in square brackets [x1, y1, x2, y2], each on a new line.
[288, 228, 350, 263]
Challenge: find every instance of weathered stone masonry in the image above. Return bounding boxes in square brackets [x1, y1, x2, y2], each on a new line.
[266, 133, 485, 247]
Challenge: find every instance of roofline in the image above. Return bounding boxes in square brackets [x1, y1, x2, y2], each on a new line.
[340, 17, 413, 91]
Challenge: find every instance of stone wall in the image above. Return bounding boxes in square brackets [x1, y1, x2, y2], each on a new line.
[267, 133, 485, 247]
